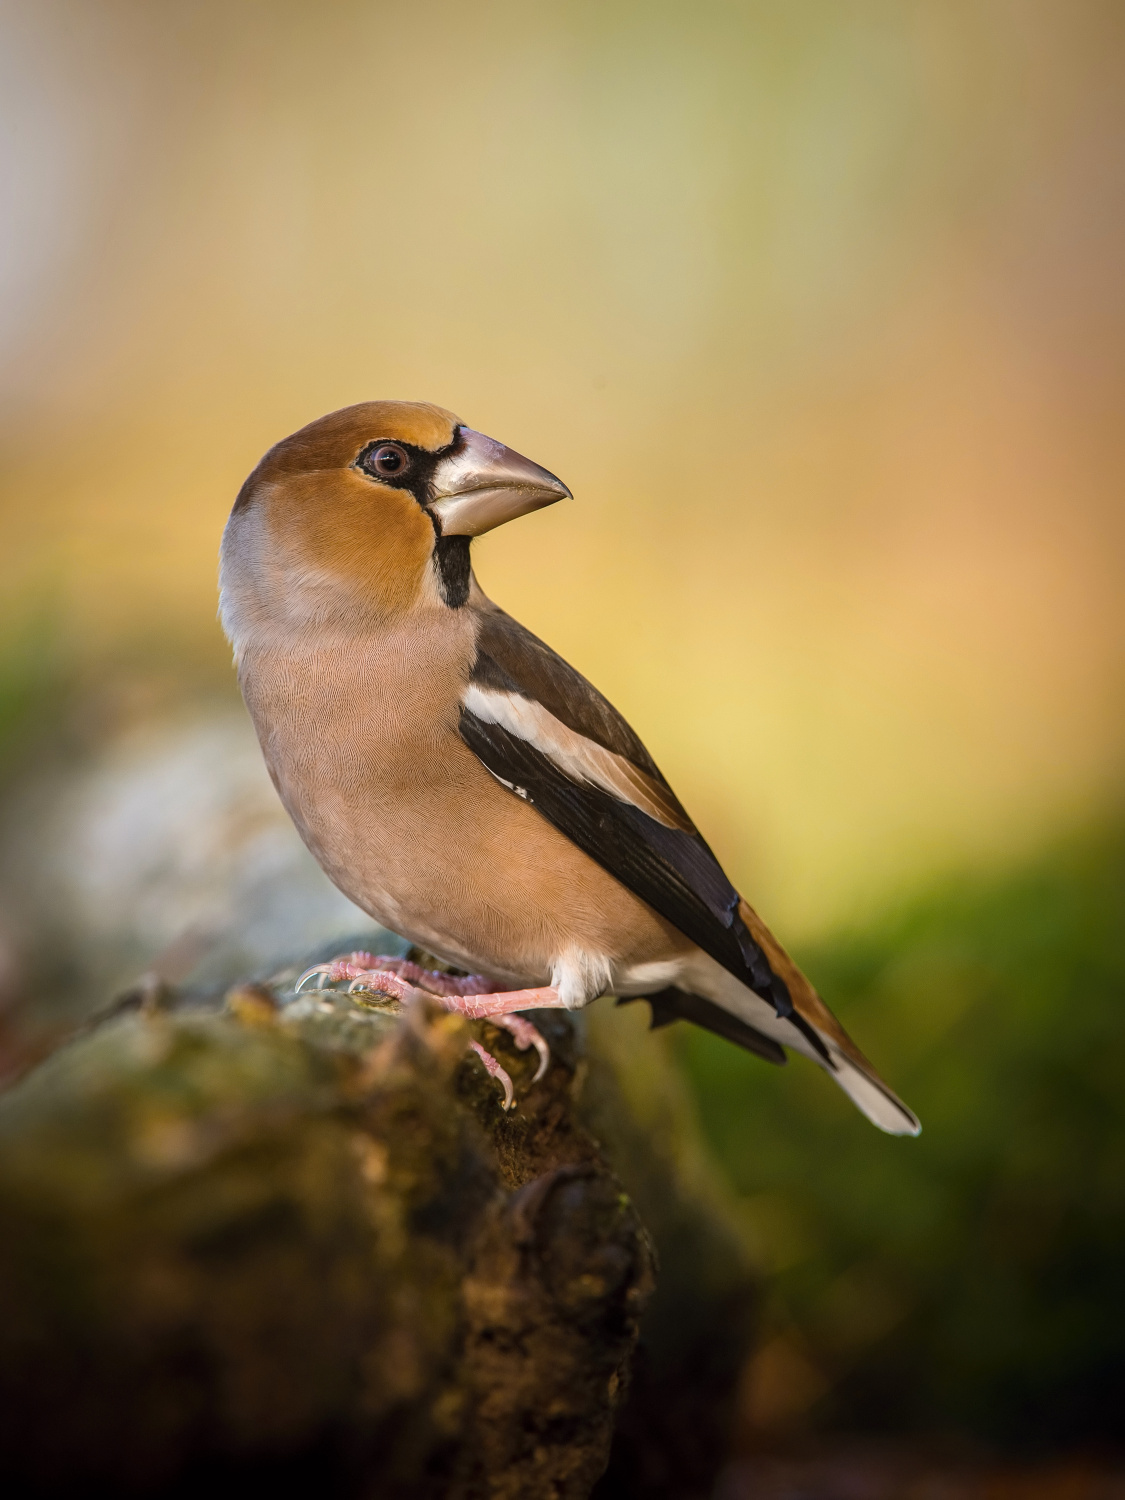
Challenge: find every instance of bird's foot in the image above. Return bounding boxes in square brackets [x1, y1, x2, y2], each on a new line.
[296, 952, 494, 996]
[425, 987, 559, 1101]
[468, 1039, 515, 1110]
[295, 954, 555, 1102]
[296, 957, 418, 1002]
[489, 1012, 550, 1082]
[429, 986, 559, 1089]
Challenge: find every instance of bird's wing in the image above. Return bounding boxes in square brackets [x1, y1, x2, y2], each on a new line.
[461, 599, 921, 1134]
[461, 597, 829, 1057]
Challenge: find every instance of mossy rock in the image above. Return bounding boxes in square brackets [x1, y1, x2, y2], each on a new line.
[0, 972, 757, 1498]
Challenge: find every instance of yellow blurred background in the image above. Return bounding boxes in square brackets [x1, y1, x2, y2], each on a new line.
[2, 0, 1123, 937]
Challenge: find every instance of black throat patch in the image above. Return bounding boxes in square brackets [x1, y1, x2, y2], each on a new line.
[433, 534, 472, 608]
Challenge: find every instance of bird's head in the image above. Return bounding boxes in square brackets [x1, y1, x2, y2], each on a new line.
[219, 400, 570, 648]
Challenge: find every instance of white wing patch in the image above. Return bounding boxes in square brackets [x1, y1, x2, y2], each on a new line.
[464, 684, 693, 832]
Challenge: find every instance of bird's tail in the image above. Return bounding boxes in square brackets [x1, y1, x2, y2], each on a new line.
[737, 898, 920, 1136]
[813, 1037, 920, 1135]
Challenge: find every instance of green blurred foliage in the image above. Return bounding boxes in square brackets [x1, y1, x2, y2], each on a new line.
[0, 608, 67, 776]
[679, 820, 1125, 1446]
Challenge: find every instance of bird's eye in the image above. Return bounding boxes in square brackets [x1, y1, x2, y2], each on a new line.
[363, 442, 411, 479]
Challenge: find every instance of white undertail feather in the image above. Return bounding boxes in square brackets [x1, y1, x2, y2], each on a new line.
[551, 948, 613, 1010]
[674, 951, 921, 1136]
[821, 1044, 921, 1136]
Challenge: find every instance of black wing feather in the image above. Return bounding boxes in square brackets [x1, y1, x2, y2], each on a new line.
[463, 599, 833, 1063]
[460, 709, 792, 1010]
[460, 708, 743, 958]
[618, 989, 787, 1066]
[475, 604, 670, 783]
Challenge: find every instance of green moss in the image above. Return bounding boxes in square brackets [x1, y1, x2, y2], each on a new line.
[679, 820, 1125, 1446]
[0, 985, 671, 1496]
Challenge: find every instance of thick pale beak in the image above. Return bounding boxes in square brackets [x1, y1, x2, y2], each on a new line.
[428, 427, 571, 537]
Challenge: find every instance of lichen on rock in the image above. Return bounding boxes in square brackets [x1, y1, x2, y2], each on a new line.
[0, 971, 660, 1498]
[0, 942, 760, 1500]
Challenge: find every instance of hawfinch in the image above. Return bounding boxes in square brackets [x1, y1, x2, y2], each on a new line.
[219, 401, 919, 1135]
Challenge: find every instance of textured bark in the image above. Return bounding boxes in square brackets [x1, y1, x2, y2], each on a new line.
[0, 967, 755, 1498]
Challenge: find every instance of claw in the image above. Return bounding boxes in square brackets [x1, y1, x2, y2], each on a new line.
[492, 1014, 550, 1083]
[356, 956, 497, 997]
[297, 959, 365, 992]
[296, 961, 338, 992]
[469, 1039, 515, 1110]
[296, 954, 393, 993]
[345, 969, 419, 1003]
[297, 959, 422, 1004]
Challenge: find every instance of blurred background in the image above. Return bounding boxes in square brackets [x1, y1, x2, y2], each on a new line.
[1, 0, 1123, 1488]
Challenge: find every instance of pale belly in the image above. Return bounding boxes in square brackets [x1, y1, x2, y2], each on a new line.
[247, 675, 691, 1000]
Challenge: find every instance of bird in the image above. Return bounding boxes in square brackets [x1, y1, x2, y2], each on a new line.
[219, 400, 919, 1134]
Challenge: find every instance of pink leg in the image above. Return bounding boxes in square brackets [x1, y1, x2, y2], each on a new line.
[491, 1014, 550, 1083]
[433, 987, 563, 1019]
[295, 954, 559, 1098]
[469, 1040, 515, 1111]
[296, 953, 496, 996]
[297, 955, 560, 1018]
[332, 954, 501, 997]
